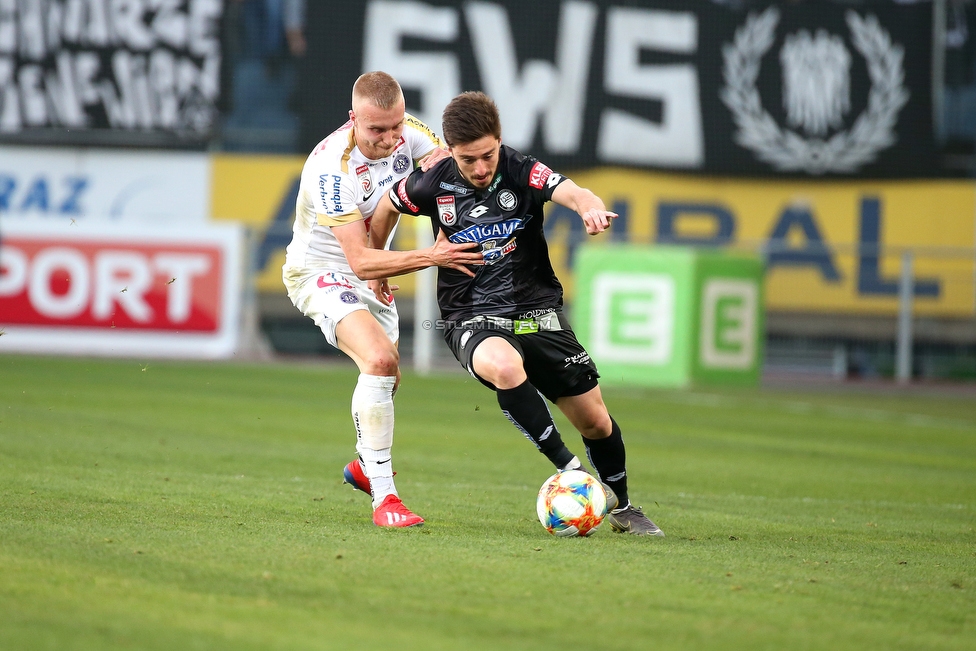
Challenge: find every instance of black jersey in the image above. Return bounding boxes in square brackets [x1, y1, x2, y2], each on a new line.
[388, 145, 569, 323]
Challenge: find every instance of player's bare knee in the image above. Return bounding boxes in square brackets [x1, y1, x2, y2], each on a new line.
[485, 360, 526, 390]
[578, 413, 612, 440]
[362, 349, 399, 377]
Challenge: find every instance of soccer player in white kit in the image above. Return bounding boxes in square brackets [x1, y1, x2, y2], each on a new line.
[282, 72, 482, 528]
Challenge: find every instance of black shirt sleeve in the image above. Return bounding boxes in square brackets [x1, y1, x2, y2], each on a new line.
[510, 150, 569, 204]
[388, 170, 428, 216]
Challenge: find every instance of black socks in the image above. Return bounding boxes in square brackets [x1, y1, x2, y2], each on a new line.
[497, 381, 630, 507]
[583, 416, 629, 507]
[496, 380, 576, 469]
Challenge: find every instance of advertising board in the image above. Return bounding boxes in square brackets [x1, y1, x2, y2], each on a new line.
[0, 219, 243, 358]
[0, 146, 210, 223]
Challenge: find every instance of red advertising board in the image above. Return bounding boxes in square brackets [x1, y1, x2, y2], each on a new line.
[0, 221, 243, 358]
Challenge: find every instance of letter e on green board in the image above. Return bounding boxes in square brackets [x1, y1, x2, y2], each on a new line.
[591, 273, 675, 365]
[699, 279, 758, 369]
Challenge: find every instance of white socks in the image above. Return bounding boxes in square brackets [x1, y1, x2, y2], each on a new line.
[351, 373, 397, 508]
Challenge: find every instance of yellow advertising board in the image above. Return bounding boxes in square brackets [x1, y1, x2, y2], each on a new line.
[211, 154, 976, 316]
[210, 153, 303, 294]
[553, 169, 976, 316]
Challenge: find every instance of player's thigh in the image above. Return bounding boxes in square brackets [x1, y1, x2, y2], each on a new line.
[336, 309, 400, 376]
[470, 335, 527, 389]
[445, 326, 525, 390]
[290, 271, 399, 359]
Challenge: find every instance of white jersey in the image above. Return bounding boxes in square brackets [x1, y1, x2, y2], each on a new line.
[283, 113, 440, 281]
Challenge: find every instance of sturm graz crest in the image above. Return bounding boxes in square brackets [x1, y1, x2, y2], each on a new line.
[720, 8, 909, 174]
[781, 29, 851, 136]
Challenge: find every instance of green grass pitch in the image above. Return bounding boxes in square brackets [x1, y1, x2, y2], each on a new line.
[1, 354, 974, 650]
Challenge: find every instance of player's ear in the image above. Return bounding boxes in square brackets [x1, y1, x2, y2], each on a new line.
[349, 109, 356, 122]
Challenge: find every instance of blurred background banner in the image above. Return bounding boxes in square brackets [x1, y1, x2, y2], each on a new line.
[543, 170, 976, 317]
[0, 0, 223, 146]
[0, 219, 244, 358]
[0, 146, 210, 223]
[1, 1, 975, 377]
[302, 0, 940, 178]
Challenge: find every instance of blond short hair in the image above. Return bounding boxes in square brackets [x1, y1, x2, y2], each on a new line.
[352, 71, 404, 111]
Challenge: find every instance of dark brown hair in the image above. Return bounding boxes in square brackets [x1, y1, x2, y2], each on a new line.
[441, 91, 501, 146]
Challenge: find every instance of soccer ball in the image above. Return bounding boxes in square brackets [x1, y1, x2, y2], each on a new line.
[536, 469, 608, 537]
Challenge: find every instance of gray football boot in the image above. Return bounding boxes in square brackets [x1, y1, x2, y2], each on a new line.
[606, 504, 666, 537]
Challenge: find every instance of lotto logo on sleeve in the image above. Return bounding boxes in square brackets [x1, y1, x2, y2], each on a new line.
[436, 195, 457, 226]
[528, 162, 553, 189]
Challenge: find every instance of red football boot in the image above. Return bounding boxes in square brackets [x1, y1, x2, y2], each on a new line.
[372, 494, 424, 528]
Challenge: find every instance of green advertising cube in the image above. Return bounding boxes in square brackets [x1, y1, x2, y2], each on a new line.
[573, 245, 764, 387]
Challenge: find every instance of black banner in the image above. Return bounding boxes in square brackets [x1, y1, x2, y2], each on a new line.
[0, 0, 223, 144]
[301, 0, 938, 178]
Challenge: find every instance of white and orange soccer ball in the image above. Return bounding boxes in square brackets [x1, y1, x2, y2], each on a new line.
[536, 469, 608, 537]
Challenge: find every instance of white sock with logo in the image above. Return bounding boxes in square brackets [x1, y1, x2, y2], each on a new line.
[351, 373, 397, 509]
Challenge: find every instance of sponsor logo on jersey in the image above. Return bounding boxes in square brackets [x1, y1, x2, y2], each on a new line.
[450, 217, 524, 266]
[528, 162, 554, 189]
[437, 195, 457, 226]
[395, 178, 419, 213]
[487, 174, 502, 193]
[393, 153, 410, 174]
[340, 291, 361, 305]
[320, 174, 344, 213]
[404, 114, 439, 143]
[356, 164, 374, 199]
[317, 273, 356, 291]
[468, 205, 489, 219]
[497, 190, 518, 211]
[564, 351, 592, 367]
[520, 309, 556, 320]
[482, 238, 518, 264]
[449, 218, 524, 244]
[439, 181, 472, 195]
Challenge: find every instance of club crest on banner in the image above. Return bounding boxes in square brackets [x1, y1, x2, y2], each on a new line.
[721, 8, 909, 174]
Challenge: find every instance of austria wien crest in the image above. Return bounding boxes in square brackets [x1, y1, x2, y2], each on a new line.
[721, 8, 908, 174]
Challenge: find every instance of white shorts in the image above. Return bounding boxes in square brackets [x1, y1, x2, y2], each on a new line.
[284, 270, 399, 348]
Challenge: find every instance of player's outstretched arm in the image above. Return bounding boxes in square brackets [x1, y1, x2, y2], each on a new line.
[368, 193, 482, 278]
[551, 179, 618, 235]
[333, 210, 482, 281]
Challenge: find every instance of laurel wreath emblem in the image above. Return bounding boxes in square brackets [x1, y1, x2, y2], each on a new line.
[720, 8, 909, 174]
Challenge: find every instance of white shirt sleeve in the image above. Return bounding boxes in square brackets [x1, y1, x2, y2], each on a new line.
[306, 165, 363, 226]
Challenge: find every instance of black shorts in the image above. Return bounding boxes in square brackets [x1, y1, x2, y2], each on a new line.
[444, 311, 600, 403]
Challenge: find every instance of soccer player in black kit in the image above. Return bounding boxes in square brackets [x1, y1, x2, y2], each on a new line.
[369, 91, 664, 536]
